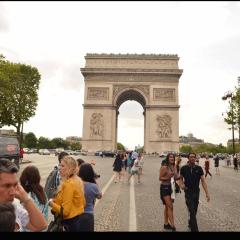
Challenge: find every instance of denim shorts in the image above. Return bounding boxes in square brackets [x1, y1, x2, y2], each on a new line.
[160, 184, 173, 205]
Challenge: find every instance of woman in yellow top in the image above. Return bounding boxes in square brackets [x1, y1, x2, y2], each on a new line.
[49, 155, 86, 231]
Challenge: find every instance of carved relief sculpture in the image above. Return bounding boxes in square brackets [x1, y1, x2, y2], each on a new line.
[90, 113, 104, 137]
[156, 115, 172, 138]
[153, 88, 175, 101]
[87, 87, 109, 100]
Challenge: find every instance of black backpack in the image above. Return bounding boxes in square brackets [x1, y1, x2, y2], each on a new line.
[44, 166, 59, 199]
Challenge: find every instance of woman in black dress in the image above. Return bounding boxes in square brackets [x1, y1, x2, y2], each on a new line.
[113, 153, 123, 183]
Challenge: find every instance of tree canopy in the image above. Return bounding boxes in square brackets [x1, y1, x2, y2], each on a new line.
[24, 132, 38, 148]
[0, 55, 41, 147]
[117, 142, 125, 151]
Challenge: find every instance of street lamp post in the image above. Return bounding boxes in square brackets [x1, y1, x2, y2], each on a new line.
[222, 91, 235, 155]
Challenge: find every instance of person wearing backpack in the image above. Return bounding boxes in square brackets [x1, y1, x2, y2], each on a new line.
[44, 152, 68, 199]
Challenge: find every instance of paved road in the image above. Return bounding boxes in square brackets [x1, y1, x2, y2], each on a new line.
[18, 154, 240, 231]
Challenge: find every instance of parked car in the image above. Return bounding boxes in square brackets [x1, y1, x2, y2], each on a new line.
[72, 150, 82, 156]
[179, 152, 188, 158]
[39, 149, 50, 155]
[65, 150, 76, 155]
[0, 135, 20, 168]
[159, 151, 168, 158]
[95, 151, 103, 156]
[102, 151, 116, 157]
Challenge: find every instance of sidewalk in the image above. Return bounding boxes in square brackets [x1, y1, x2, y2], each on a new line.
[20, 159, 32, 164]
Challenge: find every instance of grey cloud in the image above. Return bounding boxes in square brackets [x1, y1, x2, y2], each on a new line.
[29, 60, 84, 91]
[0, 3, 8, 32]
[59, 64, 84, 91]
[118, 101, 144, 118]
[119, 118, 144, 129]
[32, 60, 61, 79]
[200, 34, 240, 72]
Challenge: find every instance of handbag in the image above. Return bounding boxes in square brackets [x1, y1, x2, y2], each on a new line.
[47, 206, 66, 232]
[170, 177, 176, 200]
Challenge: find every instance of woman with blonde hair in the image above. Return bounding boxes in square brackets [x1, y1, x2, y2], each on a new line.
[48, 155, 86, 231]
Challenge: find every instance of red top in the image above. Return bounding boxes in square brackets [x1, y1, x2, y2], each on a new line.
[205, 160, 209, 169]
[20, 148, 24, 157]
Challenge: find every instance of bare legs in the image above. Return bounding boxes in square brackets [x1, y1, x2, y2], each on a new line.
[163, 195, 175, 229]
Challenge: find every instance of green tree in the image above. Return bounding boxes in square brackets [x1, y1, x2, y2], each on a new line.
[24, 132, 38, 148]
[38, 137, 51, 149]
[51, 138, 67, 149]
[117, 142, 125, 151]
[0, 55, 41, 147]
[70, 142, 82, 151]
[180, 145, 192, 153]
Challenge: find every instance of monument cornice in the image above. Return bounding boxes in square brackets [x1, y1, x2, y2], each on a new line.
[83, 104, 116, 109]
[85, 53, 179, 60]
[81, 68, 183, 76]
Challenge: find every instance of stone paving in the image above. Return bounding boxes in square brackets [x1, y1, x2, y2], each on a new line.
[19, 154, 240, 231]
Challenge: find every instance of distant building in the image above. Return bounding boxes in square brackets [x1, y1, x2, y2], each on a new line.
[0, 129, 16, 136]
[179, 133, 204, 148]
[66, 136, 82, 145]
[227, 138, 240, 147]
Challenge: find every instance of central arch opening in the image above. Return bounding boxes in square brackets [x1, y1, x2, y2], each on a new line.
[116, 89, 146, 150]
[117, 101, 144, 150]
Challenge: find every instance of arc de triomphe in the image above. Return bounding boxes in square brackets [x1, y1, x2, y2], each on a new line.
[80, 54, 183, 154]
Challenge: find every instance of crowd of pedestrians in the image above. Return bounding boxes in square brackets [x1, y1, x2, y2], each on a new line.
[2, 147, 240, 232]
[112, 150, 144, 184]
[0, 151, 102, 232]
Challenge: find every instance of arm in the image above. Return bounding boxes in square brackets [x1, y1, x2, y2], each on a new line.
[15, 183, 47, 231]
[95, 183, 102, 199]
[50, 181, 74, 217]
[177, 175, 186, 190]
[200, 175, 210, 202]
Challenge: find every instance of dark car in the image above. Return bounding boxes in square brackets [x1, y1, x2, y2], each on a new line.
[102, 151, 116, 157]
[0, 135, 20, 168]
[95, 151, 103, 156]
[179, 152, 188, 158]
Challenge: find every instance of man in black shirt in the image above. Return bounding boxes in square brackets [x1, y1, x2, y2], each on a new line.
[179, 152, 210, 232]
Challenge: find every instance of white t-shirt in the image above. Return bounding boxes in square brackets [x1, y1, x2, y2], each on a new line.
[131, 159, 140, 172]
[13, 198, 29, 232]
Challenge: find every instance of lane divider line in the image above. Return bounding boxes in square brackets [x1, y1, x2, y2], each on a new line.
[129, 177, 137, 231]
[95, 174, 115, 207]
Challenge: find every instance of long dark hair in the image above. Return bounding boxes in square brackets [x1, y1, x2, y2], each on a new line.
[20, 165, 47, 204]
[78, 163, 96, 184]
[165, 153, 175, 166]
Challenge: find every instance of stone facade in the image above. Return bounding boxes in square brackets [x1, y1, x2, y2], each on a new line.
[80, 54, 183, 154]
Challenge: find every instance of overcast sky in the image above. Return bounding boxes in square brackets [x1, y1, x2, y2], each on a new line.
[1, 1, 240, 149]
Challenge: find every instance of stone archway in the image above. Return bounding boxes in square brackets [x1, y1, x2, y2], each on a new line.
[80, 53, 183, 154]
[114, 88, 147, 151]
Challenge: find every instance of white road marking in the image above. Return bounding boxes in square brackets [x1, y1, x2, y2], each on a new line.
[129, 177, 137, 231]
[95, 174, 115, 207]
